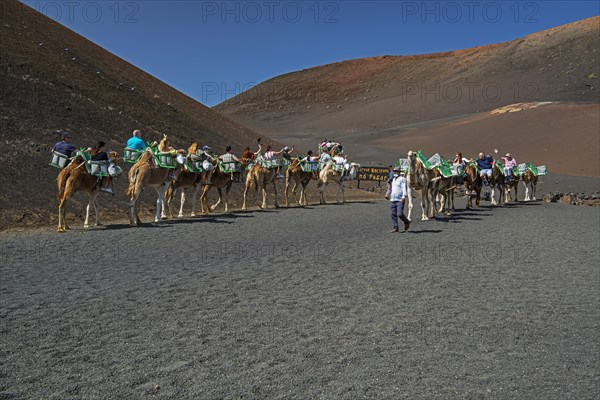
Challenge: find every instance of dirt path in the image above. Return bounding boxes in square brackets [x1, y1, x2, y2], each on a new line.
[1, 199, 598, 399]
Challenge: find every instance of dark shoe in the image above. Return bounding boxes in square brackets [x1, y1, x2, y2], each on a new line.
[404, 221, 410, 231]
[390, 228, 399, 233]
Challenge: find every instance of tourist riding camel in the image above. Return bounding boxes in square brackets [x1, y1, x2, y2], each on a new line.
[199, 154, 250, 214]
[463, 162, 482, 209]
[56, 150, 121, 233]
[316, 158, 358, 205]
[127, 135, 186, 225]
[494, 149, 518, 183]
[475, 152, 494, 186]
[284, 154, 317, 206]
[164, 143, 204, 218]
[242, 156, 279, 210]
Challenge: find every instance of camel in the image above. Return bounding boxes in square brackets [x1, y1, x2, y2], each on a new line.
[406, 150, 437, 220]
[521, 169, 539, 201]
[242, 161, 278, 210]
[165, 169, 202, 218]
[432, 171, 458, 215]
[284, 158, 316, 206]
[56, 151, 119, 233]
[199, 161, 237, 214]
[127, 135, 185, 225]
[316, 161, 359, 205]
[489, 163, 507, 206]
[464, 163, 482, 209]
[164, 143, 203, 218]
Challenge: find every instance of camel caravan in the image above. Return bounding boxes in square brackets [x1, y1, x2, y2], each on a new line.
[50, 131, 547, 232]
[49, 134, 361, 232]
[403, 149, 546, 221]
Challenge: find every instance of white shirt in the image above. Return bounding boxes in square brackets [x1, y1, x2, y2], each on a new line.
[390, 174, 408, 201]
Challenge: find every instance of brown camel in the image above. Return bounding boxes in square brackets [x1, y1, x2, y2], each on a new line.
[242, 161, 278, 210]
[127, 136, 185, 225]
[199, 161, 236, 214]
[464, 163, 482, 209]
[284, 157, 316, 206]
[56, 151, 119, 233]
[432, 171, 458, 215]
[406, 151, 437, 220]
[316, 161, 359, 205]
[165, 169, 202, 218]
[490, 163, 506, 206]
[521, 169, 539, 201]
[165, 143, 203, 218]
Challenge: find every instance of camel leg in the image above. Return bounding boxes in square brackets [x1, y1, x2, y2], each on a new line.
[491, 186, 498, 205]
[223, 183, 232, 213]
[57, 198, 68, 233]
[261, 185, 268, 209]
[301, 182, 308, 206]
[57, 178, 77, 232]
[531, 182, 537, 200]
[242, 184, 249, 210]
[211, 187, 222, 211]
[421, 191, 429, 221]
[273, 180, 279, 208]
[318, 182, 325, 205]
[340, 181, 345, 204]
[84, 198, 92, 228]
[129, 188, 142, 226]
[178, 190, 186, 218]
[284, 177, 291, 207]
[154, 186, 164, 222]
[92, 191, 100, 226]
[190, 185, 200, 217]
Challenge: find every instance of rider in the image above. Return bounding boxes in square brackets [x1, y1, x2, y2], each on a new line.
[52, 131, 77, 158]
[495, 149, 517, 182]
[90, 141, 114, 195]
[219, 146, 241, 181]
[126, 129, 147, 150]
[198, 145, 216, 184]
[475, 152, 494, 186]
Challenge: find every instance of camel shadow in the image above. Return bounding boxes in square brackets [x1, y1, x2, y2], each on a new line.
[407, 229, 443, 234]
[434, 215, 485, 223]
[165, 217, 234, 225]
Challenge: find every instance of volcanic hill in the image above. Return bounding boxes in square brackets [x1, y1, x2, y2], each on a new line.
[216, 17, 600, 176]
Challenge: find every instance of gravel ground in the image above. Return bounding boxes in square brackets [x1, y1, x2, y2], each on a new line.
[1, 199, 598, 399]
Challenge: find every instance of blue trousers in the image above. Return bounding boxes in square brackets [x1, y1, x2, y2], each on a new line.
[390, 200, 409, 229]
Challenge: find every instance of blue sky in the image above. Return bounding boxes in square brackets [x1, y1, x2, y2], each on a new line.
[21, 1, 600, 106]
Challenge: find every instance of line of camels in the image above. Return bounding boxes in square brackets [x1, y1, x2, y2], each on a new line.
[55, 137, 539, 233]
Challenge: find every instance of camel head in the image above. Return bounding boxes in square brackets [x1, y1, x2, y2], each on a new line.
[348, 162, 360, 180]
[188, 143, 198, 156]
[407, 151, 418, 172]
[108, 151, 119, 163]
[158, 134, 170, 152]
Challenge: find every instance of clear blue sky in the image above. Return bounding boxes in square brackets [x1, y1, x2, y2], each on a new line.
[21, 0, 600, 106]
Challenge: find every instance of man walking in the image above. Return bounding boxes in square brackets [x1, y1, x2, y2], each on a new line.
[389, 166, 410, 233]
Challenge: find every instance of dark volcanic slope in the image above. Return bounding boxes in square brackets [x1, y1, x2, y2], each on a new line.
[216, 17, 600, 135]
[0, 0, 275, 229]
